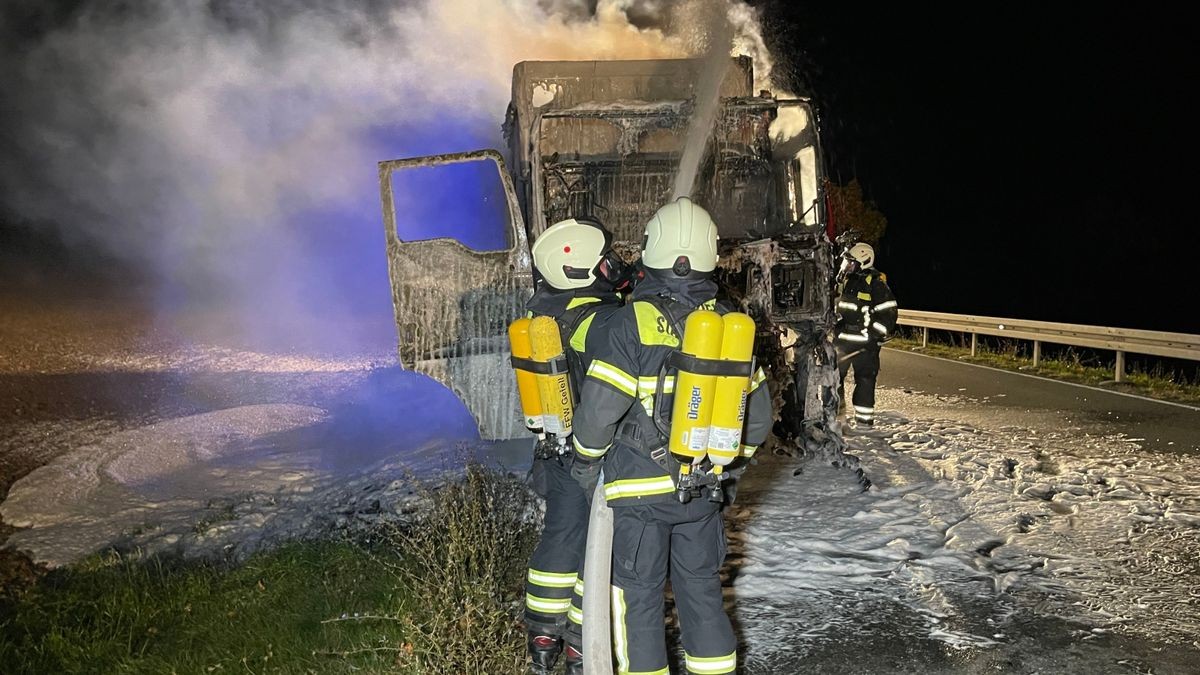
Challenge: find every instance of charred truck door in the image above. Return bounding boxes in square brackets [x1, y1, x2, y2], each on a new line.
[378, 149, 532, 440]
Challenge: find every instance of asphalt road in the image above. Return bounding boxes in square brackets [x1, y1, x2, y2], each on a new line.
[879, 348, 1200, 455]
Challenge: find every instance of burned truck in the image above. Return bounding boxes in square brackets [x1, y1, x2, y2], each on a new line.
[378, 56, 844, 457]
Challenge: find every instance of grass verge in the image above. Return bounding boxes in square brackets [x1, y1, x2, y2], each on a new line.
[0, 464, 538, 674]
[889, 333, 1200, 407]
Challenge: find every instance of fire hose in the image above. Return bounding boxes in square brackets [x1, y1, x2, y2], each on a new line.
[581, 471, 613, 675]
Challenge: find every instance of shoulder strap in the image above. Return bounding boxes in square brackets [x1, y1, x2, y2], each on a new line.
[558, 303, 591, 338]
[560, 304, 595, 406]
[642, 295, 688, 338]
[643, 296, 693, 438]
[631, 296, 684, 440]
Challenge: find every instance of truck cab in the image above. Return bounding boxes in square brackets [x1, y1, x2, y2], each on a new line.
[379, 56, 840, 449]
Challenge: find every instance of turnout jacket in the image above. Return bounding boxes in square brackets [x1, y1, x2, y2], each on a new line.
[570, 275, 772, 506]
[835, 269, 898, 346]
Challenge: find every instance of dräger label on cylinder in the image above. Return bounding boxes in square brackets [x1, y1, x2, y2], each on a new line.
[687, 386, 703, 420]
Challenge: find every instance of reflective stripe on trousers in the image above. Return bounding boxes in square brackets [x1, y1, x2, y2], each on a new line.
[563, 554, 587, 652]
[836, 341, 880, 420]
[525, 454, 590, 635]
[610, 501, 735, 674]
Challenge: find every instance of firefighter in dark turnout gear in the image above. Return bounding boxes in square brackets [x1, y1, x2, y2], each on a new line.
[523, 217, 631, 675]
[834, 242, 898, 426]
[570, 198, 772, 675]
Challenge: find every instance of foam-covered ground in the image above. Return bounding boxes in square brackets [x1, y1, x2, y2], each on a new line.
[0, 301, 484, 565]
[727, 386, 1200, 673]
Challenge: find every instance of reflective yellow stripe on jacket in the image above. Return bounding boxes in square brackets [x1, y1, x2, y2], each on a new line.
[588, 359, 637, 397]
[749, 367, 767, 392]
[573, 435, 610, 459]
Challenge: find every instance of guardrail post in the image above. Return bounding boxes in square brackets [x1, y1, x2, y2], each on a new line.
[1032, 340, 1041, 367]
[1115, 350, 1125, 383]
[970, 332, 978, 357]
[922, 326, 928, 348]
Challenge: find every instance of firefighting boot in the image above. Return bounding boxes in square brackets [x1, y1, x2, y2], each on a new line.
[564, 644, 584, 675]
[527, 633, 562, 675]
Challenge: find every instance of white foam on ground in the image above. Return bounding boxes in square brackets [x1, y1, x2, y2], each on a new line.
[75, 345, 387, 373]
[1, 396, 503, 568]
[729, 387, 1200, 663]
[1, 404, 330, 565]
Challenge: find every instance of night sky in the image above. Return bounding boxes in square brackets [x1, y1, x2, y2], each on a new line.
[757, 3, 1195, 333]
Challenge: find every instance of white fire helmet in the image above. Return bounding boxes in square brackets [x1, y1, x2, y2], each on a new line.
[531, 218, 609, 290]
[846, 242, 875, 269]
[641, 197, 719, 277]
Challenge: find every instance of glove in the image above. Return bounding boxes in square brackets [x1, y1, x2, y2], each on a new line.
[571, 459, 602, 498]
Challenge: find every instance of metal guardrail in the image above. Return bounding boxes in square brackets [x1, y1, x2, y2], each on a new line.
[897, 309, 1200, 382]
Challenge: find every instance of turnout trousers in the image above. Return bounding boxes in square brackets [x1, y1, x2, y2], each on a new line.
[610, 499, 736, 675]
[525, 454, 590, 646]
[836, 339, 880, 425]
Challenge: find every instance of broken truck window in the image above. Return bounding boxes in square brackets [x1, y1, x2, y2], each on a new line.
[387, 159, 511, 252]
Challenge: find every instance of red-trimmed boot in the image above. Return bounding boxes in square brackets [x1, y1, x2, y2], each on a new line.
[564, 644, 584, 675]
[527, 633, 562, 675]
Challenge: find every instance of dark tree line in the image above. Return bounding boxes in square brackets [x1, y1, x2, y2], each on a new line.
[828, 179, 887, 246]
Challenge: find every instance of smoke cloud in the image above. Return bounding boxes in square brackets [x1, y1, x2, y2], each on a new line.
[0, 0, 774, 350]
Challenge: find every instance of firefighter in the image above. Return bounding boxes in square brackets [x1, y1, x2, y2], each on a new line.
[522, 216, 632, 675]
[570, 197, 772, 675]
[834, 242, 898, 426]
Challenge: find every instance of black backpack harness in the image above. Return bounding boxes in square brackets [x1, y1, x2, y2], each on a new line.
[618, 295, 756, 503]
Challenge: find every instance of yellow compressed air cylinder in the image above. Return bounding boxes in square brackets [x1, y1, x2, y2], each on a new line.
[508, 318, 545, 435]
[706, 312, 756, 466]
[669, 310, 724, 463]
[530, 316, 574, 438]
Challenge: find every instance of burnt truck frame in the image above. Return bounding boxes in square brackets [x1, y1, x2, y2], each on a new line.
[378, 56, 843, 455]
